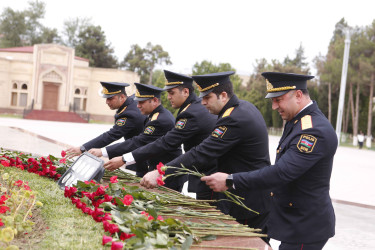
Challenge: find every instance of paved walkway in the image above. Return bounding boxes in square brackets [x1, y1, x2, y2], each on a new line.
[1, 117, 374, 250]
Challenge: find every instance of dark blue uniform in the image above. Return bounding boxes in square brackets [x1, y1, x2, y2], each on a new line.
[167, 95, 271, 226]
[130, 93, 217, 197]
[82, 95, 146, 172]
[83, 96, 145, 150]
[105, 105, 183, 190]
[233, 101, 337, 244]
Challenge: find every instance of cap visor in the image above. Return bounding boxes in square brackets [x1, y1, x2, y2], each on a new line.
[198, 89, 213, 98]
[134, 97, 151, 101]
[163, 85, 179, 90]
[265, 90, 290, 98]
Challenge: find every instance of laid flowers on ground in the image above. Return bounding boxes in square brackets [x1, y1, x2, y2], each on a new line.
[64, 178, 195, 249]
[156, 162, 259, 215]
[0, 148, 70, 180]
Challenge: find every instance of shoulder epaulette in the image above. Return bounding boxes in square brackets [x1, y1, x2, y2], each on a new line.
[301, 115, 313, 130]
[151, 112, 159, 121]
[118, 106, 127, 115]
[222, 107, 235, 118]
[181, 103, 191, 113]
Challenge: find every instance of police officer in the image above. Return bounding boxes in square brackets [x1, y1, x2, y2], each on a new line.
[66, 81, 146, 172]
[90, 83, 183, 190]
[142, 71, 271, 233]
[123, 70, 218, 200]
[202, 72, 337, 250]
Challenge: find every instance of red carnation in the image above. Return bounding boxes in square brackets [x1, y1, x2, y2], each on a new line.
[120, 232, 135, 240]
[0, 160, 10, 167]
[110, 176, 118, 183]
[123, 194, 133, 206]
[102, 235, 113, 245]
[156, 162, 165, 175]
[61, 150, 66, 158]
[157, 175, 165, 186]
[111, 241, 124, 250]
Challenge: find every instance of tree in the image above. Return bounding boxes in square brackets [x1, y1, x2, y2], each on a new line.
[0, 1, 48, 47]
[0, 7, 27, 47]
[75, 25, 118, 68]
[122, 42, 171, 84]
[62, 17, 91, 47]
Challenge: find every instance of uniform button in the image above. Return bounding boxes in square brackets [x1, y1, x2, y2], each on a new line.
[289, 203, 293, 207]
[270, 192, 274, 196]
[276, 150, 279, 153]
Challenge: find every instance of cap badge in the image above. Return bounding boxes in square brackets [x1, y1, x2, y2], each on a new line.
[197, 83, 219, 92]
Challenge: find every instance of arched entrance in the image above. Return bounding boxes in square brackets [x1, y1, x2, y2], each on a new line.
[42, 82, 59, 110]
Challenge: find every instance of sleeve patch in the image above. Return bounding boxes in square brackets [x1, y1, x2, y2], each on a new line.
[297, 134, 317, 153]
[151, 112, 159, 121]
[301, 115, 313, 130]
[116, 118, 127, 126]
[211, 126, 227, 138]
[222, 107, 235, 118]
[175, 118, 187, 129]
[144, 126, 155, 135]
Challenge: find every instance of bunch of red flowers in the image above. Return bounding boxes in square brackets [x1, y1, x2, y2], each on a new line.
[0, 150, 68, 180]
[64, 177, 143, 249]
[0, 194, 10, 223]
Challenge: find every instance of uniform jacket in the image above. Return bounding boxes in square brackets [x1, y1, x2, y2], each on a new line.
[131, 93, 217, 193]
[105, 105, 182, 172]
[167, 95, 271, 219]
[233, 101, 337, 243]
[83, 95, 145, 150]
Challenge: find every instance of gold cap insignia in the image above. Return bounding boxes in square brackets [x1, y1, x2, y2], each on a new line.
[266, 79, 274, 92]
[136, 89, 154, 98]
[165, 81, 183, 86]
[197, 83, 219, 92]
[102, 87, 121, 95]
[266, 79, 296, 93]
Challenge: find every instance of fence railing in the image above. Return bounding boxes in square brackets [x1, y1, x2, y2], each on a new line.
[69, 103, 90, 122]
[23, 99, 34, 118]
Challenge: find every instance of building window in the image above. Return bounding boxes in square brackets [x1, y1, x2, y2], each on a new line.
[10, 81, 29, 107]
[11, 92, 18, 106]
[73, 87, 88, 111]
[20, 93, 28, 107]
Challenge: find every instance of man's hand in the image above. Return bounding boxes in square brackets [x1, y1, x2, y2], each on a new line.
[88, 148, 103, 157]
[103, 156, 124, 171]
[201, 172, 229, 192]
[140, 170, 159, 189]
[65, 147, 82, 158]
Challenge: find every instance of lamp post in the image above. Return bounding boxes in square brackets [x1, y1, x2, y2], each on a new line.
[335, 26, 352, 145]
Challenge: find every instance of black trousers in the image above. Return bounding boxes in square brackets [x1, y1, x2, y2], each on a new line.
[279, 239, 328, 250]
[236, 212, 270, 245]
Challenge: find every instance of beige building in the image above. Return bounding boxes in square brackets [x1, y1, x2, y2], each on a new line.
[0, 43, 139, 122]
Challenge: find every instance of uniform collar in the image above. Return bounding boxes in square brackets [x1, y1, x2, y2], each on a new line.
[218, 95, 239, 118]
[148, 104, 163, 118]
[116, 95, 133, 114]
[178, 93, 198, 115]
[290, 100, 317, 124]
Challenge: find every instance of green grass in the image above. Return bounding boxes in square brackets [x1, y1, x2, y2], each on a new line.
[1, 167, 105, 250]
[0, 114, 22, 119]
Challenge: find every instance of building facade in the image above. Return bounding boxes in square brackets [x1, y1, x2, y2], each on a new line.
[0, 44, 139, 122]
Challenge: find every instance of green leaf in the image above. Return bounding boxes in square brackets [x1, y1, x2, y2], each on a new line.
[200, 235, 217, 241]
[156, 230, 168, 245]
[181, 235, 193, 250]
